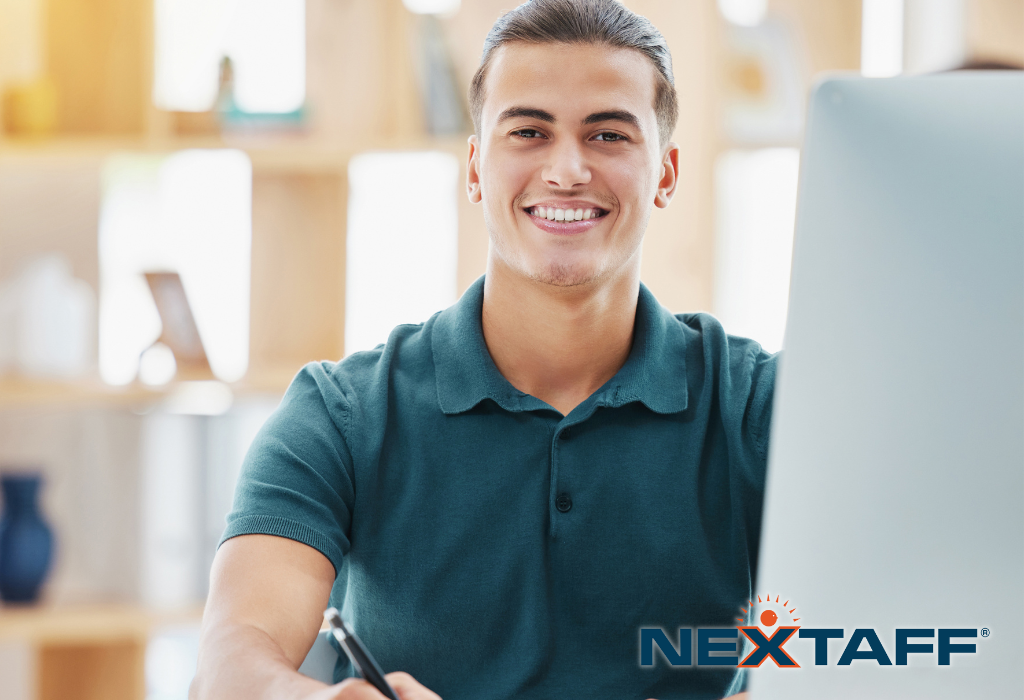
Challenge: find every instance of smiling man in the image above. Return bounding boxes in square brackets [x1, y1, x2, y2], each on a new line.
[191, 2, 772, 699]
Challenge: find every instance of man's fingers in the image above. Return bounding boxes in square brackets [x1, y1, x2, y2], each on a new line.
[325, 678, 387, 699]
[322, 672, 440, 700]
[385, 671, 442, 700]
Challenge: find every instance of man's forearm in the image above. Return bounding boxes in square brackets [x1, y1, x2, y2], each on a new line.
[190, 621, 324, 700]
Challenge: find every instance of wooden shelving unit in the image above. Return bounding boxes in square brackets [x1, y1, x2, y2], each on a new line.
[0, 0, 494, 404]
[0, 135, 477, 403]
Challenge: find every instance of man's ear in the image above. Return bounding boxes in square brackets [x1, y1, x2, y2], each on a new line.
[467, 134, 483, 204]
[654, 142, 680, 209]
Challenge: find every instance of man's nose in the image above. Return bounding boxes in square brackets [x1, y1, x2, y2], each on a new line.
[542, 140, 592, 189]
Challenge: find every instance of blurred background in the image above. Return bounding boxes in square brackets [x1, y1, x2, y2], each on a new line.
[0, 0, 1020, 698]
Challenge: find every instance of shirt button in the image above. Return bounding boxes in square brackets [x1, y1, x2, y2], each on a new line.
[556, 494, 573, 513]
[559, 428, 570, 440]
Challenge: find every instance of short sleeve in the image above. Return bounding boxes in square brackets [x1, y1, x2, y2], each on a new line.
[220, 363, 355, 576]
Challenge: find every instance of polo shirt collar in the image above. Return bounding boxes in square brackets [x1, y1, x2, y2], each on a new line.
[432, 276, 688, 416]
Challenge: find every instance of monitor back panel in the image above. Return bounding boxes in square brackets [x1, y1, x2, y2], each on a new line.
[751, 73, 1024, 699]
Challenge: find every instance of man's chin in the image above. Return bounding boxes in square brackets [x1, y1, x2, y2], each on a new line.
[526, 262, 601, 288]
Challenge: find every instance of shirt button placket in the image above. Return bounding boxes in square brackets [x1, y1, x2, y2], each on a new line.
[551, 425, 574, 534]
[554, 427, 573, 521]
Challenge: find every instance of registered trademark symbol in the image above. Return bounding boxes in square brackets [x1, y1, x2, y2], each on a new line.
[981, 628, 990, 637]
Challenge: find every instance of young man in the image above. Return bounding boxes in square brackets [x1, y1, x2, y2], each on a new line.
[191, 1, 772, 698]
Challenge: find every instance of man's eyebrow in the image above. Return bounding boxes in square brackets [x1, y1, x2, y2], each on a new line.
[495, 107, 641, 129]
[582, 110, 641, 128]
[497, 106, 556, 123]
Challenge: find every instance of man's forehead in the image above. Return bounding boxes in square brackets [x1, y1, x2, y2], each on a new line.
[481, 42, 659, 125]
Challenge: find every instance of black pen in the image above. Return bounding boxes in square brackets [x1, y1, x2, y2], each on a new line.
[323, 607, 400, 700]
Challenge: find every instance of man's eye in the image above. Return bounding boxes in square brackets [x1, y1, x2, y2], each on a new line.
[593, 132, 627, 142]
[511, 128, 544, 139]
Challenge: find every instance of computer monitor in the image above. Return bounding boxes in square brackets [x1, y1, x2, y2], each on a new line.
[750, 73, 1023, 698]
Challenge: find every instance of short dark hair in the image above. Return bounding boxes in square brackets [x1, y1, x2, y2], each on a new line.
[469, 0, 679, 147]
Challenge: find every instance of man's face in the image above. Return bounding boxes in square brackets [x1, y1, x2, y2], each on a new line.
[468, 42, 678, 288]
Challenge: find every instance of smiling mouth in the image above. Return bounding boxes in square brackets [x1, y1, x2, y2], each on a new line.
[525, 205, 609, 222]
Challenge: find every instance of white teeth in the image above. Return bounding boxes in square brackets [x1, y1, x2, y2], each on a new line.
[531, 206, 602, 222]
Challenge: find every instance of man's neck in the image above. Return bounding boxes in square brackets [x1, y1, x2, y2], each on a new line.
[481, 259, 640, 417]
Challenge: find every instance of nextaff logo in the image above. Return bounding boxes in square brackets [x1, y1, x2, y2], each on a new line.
[639, 594, 982, 669]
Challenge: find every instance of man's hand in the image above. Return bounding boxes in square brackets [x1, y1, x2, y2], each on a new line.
[190, 535, 440, 700]
[307, 672, 440, 700]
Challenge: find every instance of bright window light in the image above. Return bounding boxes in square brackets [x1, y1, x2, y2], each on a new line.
[99, 150, 252, 385]
[346, 152, 459, 356]
[903, 0, 965, 74]
[717, 0, 768, 27]
[403, 0, 460, 15]
[862, 0, 905, 77]
[223, 0, 306, 113]
[714, 148, 800, 353]
[152, 0, 227, 111]
[153, 0, 305, 113]
[146, 624, 200, 700]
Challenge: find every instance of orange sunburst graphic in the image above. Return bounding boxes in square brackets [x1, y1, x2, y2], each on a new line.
[735, 593, 800, 631]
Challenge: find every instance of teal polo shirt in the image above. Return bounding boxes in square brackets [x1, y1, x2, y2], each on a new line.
[222, 276, 777, 699]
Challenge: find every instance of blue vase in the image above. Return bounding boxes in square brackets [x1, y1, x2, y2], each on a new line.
[0, 473, 54, 603]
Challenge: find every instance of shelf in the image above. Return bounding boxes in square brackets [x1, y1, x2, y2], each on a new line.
[0, 133, 471, 169]
[0, 604, 152, 645]
[0, 603, 204, 643]
[0, 377, 161, 410]
[0, 375, 290, 411]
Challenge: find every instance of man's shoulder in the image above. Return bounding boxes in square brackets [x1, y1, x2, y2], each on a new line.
[671, 310, 777, 362]
[665, 310, 779, 405]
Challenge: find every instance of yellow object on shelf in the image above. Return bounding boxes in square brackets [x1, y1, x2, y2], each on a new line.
[2, 78, 58, 137]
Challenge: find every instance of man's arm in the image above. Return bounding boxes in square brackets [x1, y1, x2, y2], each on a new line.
[190, 534, 439, 700]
